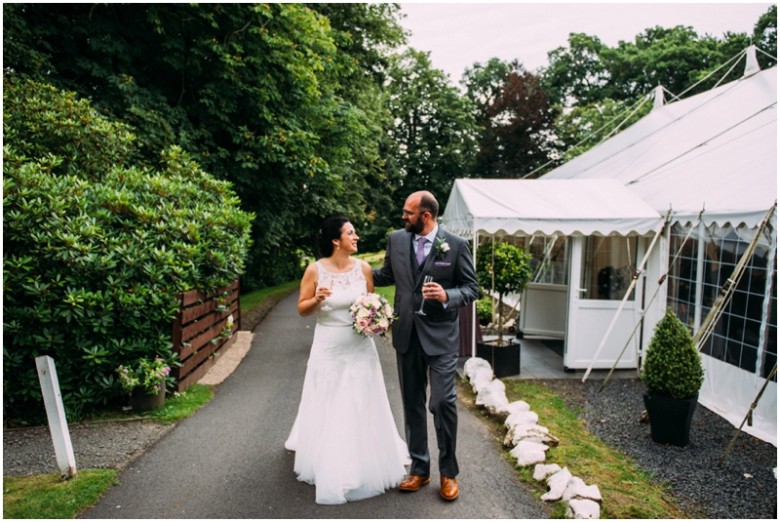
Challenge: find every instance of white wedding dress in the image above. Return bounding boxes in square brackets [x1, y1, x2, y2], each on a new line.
[285, 260, 410, 505]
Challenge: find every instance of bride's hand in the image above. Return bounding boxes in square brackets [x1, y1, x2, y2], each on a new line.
[315, 286, 332, 302]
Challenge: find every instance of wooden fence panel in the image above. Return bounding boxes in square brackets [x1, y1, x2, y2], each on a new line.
[172, 280, 241, 392]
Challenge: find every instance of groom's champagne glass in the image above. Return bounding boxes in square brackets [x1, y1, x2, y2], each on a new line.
[319, 275, 333, 311]
[415, 275, 434, 316]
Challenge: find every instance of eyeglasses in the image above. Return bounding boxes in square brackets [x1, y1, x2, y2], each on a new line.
[403, 210, 430, 217]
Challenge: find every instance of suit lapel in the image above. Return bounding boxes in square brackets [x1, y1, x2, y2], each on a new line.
[401, 231, 417, 288]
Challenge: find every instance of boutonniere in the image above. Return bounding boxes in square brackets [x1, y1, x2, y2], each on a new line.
[434, 237, 450, 259]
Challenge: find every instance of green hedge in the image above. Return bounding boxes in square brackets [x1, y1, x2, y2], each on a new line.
[3, 76, 254, 422]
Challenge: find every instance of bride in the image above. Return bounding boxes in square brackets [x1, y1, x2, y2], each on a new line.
[285, 216, 410, 505]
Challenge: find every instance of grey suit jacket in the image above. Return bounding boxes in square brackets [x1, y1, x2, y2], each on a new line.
[373, 228, 480, 356]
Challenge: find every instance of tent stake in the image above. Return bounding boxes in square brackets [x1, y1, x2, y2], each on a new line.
[718, 363, 777, 466]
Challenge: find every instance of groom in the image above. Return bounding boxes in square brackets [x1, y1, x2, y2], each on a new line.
[373, 190, 480, 501]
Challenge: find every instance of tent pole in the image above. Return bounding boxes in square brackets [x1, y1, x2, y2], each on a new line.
[472, 231, 479, 358]
[692, 202, 777, 350]
[718, 362, 777, 466]
[582, 211, 671, 383]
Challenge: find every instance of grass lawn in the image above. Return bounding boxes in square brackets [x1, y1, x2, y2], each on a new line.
[3, 470, 118, 519]
[239, 280, 299, 313]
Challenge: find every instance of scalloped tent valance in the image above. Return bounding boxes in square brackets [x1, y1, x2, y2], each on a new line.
[441, 178, 663, 238]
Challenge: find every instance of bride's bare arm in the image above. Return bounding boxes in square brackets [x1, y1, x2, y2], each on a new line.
[361, 261, 375, 293]
[298, 263, 325, 316]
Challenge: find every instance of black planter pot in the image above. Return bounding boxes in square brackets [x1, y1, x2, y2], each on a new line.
[476, 339, 520, 378]
[643, 392, 698, 447]
[130, 388, 166, 412]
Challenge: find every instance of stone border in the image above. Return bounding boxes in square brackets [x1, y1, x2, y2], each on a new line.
[464, 357, 602, 519]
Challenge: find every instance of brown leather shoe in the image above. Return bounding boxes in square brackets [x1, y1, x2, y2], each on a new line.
[399, 474, 431, 492]
[440, 476, 459, 501]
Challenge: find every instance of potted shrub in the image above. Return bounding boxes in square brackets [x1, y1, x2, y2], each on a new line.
[475, 242, 533, 377]
[641, 308, 704, 447]
[117, 357, 172, 412]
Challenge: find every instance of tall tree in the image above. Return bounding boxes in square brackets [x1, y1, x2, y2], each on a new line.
[541, 34, 611, 108]
[385, 48, 479, 210]
[463, 59, 556, 178]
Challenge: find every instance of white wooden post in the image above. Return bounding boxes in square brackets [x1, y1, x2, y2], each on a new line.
[35, 356, 77, 478]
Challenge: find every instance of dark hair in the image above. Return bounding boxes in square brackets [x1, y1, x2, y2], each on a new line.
[420, 193, 439, 219]
[318, 216, 350, 258]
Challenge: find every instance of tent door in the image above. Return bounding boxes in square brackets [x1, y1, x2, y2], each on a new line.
[564, 236, 644, 370]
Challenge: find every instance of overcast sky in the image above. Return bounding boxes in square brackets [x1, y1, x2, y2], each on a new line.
[399, 2, 774, 83]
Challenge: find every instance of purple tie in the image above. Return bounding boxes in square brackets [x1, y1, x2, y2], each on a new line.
[416, 237, 428, 265]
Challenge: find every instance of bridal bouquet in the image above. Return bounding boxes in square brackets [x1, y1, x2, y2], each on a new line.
[350, 293, 394, 337]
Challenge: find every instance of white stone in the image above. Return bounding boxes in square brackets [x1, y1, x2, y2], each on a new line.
[533, 463, 561, 482]
[565, 498, 601, 519]
[505, 423, 559, 447]
[504, 423, 546, 446]
[503, 400, 531, 415]
[541, 467, 573, 501]
[470, 367, 494, 393]
[492, 398, 531, 417]
[510, 440, 549, 467]
[564, 478, 602, 503]
[464, 357, 492, 380]
[504, 409, 539, 429]
[484, 394, 511, 415]
[477, 380, 511, 415]
[562, 477, 586, 501]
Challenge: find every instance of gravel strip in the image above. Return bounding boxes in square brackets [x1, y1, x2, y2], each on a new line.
[537, 378, 777, 519]
[3, 420, 172, 476]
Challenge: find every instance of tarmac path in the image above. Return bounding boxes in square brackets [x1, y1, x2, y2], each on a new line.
[80, 293, 550, 519]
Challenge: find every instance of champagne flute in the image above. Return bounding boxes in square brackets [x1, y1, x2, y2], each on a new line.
[319, 274, 333, 311]
[415, 275, 434, 316]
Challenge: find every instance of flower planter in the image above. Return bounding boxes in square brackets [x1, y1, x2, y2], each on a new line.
[643, 393, 698, 447]
[476, 338, 520, 378]
[130, 388, 166, 412]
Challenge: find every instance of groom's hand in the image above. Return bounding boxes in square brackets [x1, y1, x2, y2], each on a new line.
[422, 282, 448, 304]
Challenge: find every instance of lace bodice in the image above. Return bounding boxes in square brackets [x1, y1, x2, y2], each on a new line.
[316, 260, 367, 327]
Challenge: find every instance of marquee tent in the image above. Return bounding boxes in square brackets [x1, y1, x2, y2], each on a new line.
[542, 51, 777, 445]
[442, 48, 776, 444]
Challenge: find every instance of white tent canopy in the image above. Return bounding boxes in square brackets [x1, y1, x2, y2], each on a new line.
[441, 178, 663, 238]
[543, 65, 777, 228]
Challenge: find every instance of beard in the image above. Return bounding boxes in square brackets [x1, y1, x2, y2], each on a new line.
[404, 218, 424, 235]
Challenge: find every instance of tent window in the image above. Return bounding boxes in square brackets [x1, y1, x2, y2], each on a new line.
[528, 235, 568, 285]
[669, 223, 777, 381]
[581, 236, 636, 300]
[668, 232, 699, 327]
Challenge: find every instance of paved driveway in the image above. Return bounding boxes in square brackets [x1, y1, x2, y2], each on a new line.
[80, 293, 550, 519]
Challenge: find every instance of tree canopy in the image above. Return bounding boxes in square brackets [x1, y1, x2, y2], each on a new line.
[3, 3, 406, 288]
